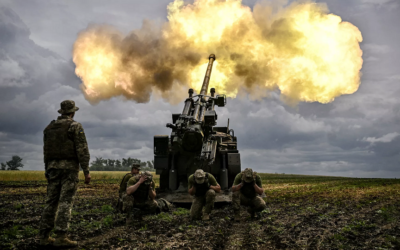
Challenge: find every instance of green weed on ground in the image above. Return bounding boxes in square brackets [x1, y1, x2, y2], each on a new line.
[148, 212, 173, 222]
[173, 208, 190, 216]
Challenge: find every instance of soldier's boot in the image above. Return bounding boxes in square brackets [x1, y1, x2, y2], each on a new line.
[134, 209, 143, 222]
[234, 212, 241, 222]
[202, 213, 210, 221]
[126, 214, 133, 226]
[126, 208, 142, 226]
[54, 233, 78, 248]
[157, 198, 173, 212]
[38, 230, 55, 246]
[247, 207, 255, 219]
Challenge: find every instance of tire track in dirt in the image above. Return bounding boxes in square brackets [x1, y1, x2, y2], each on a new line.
[224, 216, 275, 250]
[79, 226, 127, 248]
[226, 220, 254, 249]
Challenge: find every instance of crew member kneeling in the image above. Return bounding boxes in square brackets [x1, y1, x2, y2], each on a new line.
[117, 163, 141, 213]
[126, 171, 158, 223]
[231, 168, 266, 221]
[188, 169, 221, 221]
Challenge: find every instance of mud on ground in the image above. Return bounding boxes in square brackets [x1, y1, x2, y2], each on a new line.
[1, 176, 400, 249]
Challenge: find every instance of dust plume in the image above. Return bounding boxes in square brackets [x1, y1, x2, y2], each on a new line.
[73, 0, 363, 104]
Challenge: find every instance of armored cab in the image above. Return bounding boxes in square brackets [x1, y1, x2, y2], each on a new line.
[154, 54, 241, 202]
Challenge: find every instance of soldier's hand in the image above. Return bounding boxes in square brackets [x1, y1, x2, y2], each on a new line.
[235, 183, 243, 191]
[138, 175, 147, 184]
[189, 185, 196, 195]
[84, 173, 91, 184]
[44, 168, 50, 180]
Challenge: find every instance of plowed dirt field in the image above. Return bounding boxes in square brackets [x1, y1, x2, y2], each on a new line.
[1, 173, 400, 249]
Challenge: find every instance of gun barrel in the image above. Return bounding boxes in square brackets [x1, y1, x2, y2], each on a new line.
[192, 54, 215, 121]
[200, 54, 216, 96]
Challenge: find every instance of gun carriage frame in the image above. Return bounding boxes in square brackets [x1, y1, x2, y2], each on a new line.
[154, 54, 241, 203]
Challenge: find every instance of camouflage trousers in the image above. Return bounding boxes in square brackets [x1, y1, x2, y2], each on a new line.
[190, 189, 216, 219]
[126, 199, 159, 225]
[133, 199, 159, 213]
[232, 191, 267, 214]
[118, 193, 134, 213]
[39, 169, 79, 234]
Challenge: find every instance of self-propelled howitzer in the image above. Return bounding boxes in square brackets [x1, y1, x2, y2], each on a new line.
[154, 54, 241, 203]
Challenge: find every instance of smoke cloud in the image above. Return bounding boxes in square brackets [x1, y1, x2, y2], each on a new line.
[73, 0, 363, 104]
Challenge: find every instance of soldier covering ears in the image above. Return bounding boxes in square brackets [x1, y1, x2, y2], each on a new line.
[231, 168, 267, 221]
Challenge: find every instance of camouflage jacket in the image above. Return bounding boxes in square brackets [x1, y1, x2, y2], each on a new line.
[119, 172, 141, 197]
[43, 115, 90, 175]
[233, 172, 262, 198]
[127, 176, 156, 203]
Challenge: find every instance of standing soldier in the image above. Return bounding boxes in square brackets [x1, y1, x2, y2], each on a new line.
[188, 169, 221, 221]
[231, 168, 266, 221]
[38, 100, 91, 247]
[117, 163, 141, 212]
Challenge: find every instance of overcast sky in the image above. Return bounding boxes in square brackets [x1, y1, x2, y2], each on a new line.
[0, 0, 399, 177]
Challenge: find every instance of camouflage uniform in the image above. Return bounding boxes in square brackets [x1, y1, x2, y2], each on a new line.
[232, 168, 266, 217]
[118, 173, 133, 212]
[188, 170, 219, 220]
[126, 172, 158, 224]
[118, 172, 140, 213]
[39, 170, 80, 233]
[39, 100, 90, 242]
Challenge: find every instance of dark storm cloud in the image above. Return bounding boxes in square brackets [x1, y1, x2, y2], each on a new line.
[0, 1, 399, 177]
[222, 97, 331, 151]
[0, 4, 177, 170]
[3, 0, 173, 59]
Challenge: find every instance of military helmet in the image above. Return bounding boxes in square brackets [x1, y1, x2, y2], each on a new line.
[242, 168, 254, 183]
[194, 169, 206, 184]
[58, 100, 79, 114]
[143, 171, 153, 185]
[131, 163, 141, 170]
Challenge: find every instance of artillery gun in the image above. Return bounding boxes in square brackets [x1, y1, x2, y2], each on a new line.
[154, 54, 241, 203]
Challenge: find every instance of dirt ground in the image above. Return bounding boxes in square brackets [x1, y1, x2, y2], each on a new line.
[1, 175, 400, 249]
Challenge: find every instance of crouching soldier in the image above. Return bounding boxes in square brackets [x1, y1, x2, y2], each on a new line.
[117, 163, 141, 213]
[188, 169, 221, 221]
[125, 171, 171, 224]
[231, 168, 266, 221]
